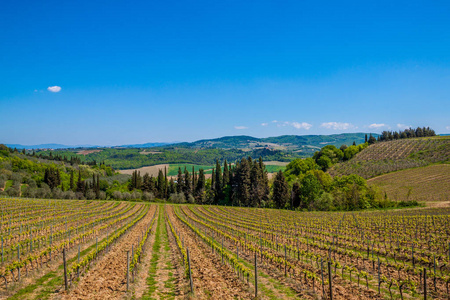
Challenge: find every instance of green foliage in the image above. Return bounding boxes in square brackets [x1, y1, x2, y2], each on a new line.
[313, 145, 344, 170]
[298, 173, 323, 209]
[284, 158, 316, 178]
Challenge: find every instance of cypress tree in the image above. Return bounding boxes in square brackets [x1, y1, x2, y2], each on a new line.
[69, 170, 74, 191]
[214, 160, 222, 203]
[183, 168, 192, 199]
[195, 169, 206, 204]
[259, 157, 269, 203]
[192, 166, 196, 191]
[250, 160, 265, 207]
[96, 174, 100, 199]
[236, 158, 251, 206]
[176, 167, 183, 193]
[157, 170, 165, 199]
[77, 169, 83, 192]
[169, 178, 176, 194]
[164, 167, 168, 198]
[223, 159, 229, 188]
[211, 168, 215, 191]
[272, 171, 289, 209]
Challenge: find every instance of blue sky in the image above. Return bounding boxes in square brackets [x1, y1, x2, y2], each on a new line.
[1, 0, 449, 145]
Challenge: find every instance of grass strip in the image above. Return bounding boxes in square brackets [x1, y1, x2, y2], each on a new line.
[142, 208, 162, 300]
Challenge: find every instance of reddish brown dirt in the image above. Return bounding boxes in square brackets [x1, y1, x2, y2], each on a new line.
[1, 204, 142, 299]
[167, 206, 253, 300]
[182, 206, 383, 300]
[58, 205, 156, 300]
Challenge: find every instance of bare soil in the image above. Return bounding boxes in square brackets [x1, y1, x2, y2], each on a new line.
[167, 206, 253, 300]
[56, 205, 156, 300]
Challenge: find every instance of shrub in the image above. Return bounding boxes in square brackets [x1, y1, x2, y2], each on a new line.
[169, 193, 186, 204]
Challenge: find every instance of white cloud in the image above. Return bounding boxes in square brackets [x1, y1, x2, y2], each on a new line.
[397, 123, 411, 130]
[34, 89, 38, 92]
[234, 126, 248, 130]
[290, 122, 312, 130]
[320, 122, 354, 130]
[446, 126, 450, 131]
[271, 120, 278, 123]
[47, 86, 61, 93]
[261, 123, 268, 126]
[368, 123, 387, 129]
[274, 121, 312, 130]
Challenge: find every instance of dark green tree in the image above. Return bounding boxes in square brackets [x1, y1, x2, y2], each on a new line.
[69, 170, 74, 191]
[214, 160, 223, 203]
[183, 168, 192, 199]
[157, 170, 165, 199]
[292, 182, 301, 208]
[235, 158, 251, 206]
[176, 167, 183, 193]
[272, 171, 289, 209]
[195, 168, 206, 204]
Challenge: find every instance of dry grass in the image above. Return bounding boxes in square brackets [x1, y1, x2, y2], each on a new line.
[139, 150, 162, 155]
[77, 150, 102, 155]
[118, 164, 169, 176]
[368, 164, 450, 202]
[264, 161, 289, 166]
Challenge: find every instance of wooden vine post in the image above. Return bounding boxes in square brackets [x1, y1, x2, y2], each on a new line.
[284, 244, 287, 277]
[328, 261, 333, 300]
[17, 246, 20, 281]
[126, 250, 129, 291]
[255, 252, 258, 298]
[63, 247, 68, 291]
[423, 267, 427, 300]
[187, 248, 194, 295]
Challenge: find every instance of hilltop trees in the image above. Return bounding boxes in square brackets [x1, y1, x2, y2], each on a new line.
[379, 127, 435, 141]
[313, 145, 344, 171]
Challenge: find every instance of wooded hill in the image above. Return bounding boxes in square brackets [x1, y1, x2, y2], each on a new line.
[33, 133, 375, 170]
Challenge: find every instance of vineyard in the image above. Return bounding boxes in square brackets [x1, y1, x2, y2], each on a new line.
[368, 164, 450, 202]
[329, 137, 450, 179]
[1, 198, 450, 299]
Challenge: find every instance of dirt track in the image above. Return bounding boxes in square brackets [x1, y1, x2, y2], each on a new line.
[167, 206, 253, 300]
[58, 205, 156, 300]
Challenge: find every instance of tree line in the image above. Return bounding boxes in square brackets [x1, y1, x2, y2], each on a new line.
[378, 127, 435, 141]
[123, 157, 270, 206]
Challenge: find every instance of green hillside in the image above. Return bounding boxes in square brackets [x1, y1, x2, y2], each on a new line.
[329, 136, 450, 179]
[368, 164, 450, 202]
[172, 133, 375, 151]
[35, 133, 375, 170]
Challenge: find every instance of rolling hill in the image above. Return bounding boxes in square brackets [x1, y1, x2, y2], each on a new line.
[168, 133, 376, 152]
[35, 133, 377, 170]
[368, 164, 450, 202]
[329, 136, 450, 179]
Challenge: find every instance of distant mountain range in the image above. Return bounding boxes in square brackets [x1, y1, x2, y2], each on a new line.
[168, 133, 379, 151]
[4, 143, 98, 150]
[4, 142, 172, 150]
[5, 133, 379, 150]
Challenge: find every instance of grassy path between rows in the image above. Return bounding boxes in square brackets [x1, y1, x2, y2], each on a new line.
[142, 207, 177, 300]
